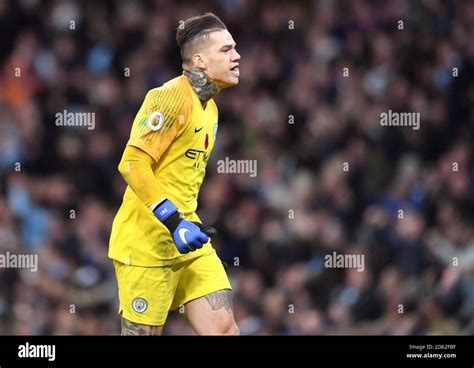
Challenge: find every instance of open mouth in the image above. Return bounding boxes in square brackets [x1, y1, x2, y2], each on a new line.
[230, 65, 240, 77]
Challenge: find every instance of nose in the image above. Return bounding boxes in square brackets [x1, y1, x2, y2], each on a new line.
[232, 49, 241, 62]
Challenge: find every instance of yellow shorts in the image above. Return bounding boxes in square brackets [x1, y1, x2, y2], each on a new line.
[113, 250, 231, 326]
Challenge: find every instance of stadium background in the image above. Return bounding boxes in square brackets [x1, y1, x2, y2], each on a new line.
[0, 0, 473, 335]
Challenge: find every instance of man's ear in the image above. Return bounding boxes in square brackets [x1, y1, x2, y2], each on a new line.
[192, 53, 207, 69]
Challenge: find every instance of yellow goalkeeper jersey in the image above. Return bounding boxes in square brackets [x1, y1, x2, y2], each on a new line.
[109, 75, 219, 266]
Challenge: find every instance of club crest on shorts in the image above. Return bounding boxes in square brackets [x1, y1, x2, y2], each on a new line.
[132, 297, 148, 313]
[147, 111, 165, 131]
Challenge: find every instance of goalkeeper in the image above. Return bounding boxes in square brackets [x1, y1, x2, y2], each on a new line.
[108, 13, 240, 335]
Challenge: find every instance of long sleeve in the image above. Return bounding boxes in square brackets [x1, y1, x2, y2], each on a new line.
[118, 145, 162, 208]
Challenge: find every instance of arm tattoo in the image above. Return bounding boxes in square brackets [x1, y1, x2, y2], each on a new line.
[121, 317, 162, 336]
[183, 68, 220, 103]
[204, 290, 233, 313]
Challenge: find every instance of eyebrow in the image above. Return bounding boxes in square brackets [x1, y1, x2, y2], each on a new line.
[220, 43, 236, 50]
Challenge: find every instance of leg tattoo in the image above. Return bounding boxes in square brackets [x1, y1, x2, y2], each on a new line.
[204, 290, 233, 313]
[121, 317, 162, 336]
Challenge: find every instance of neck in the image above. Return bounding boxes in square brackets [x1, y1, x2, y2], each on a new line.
[183, 68, 220, 103]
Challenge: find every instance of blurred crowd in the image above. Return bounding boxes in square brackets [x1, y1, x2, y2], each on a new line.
[0, 0, 473, 335]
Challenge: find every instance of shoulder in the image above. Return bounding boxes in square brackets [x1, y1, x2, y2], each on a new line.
[146, 76, 191, 100]
[160, 75, 192, 97]
[143, 76, 193, 115]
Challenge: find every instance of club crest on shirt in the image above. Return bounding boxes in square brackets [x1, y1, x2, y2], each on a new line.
[147, 111, 165, 131]
[132, 297, 148, 313]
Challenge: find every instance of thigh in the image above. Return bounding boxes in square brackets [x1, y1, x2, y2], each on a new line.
[171, 251, 231, 311]
[120, 316, 164, 336]
[114, 260, 183, 327]
[170, 251, 239, 335]
[184, 289, 239, 335]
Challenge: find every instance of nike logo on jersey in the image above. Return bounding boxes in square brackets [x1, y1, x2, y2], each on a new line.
[194, 127, 203, 133]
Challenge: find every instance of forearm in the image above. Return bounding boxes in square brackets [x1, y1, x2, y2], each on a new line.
[118, 145, 212, 254]
[118, 145, 162, 208]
